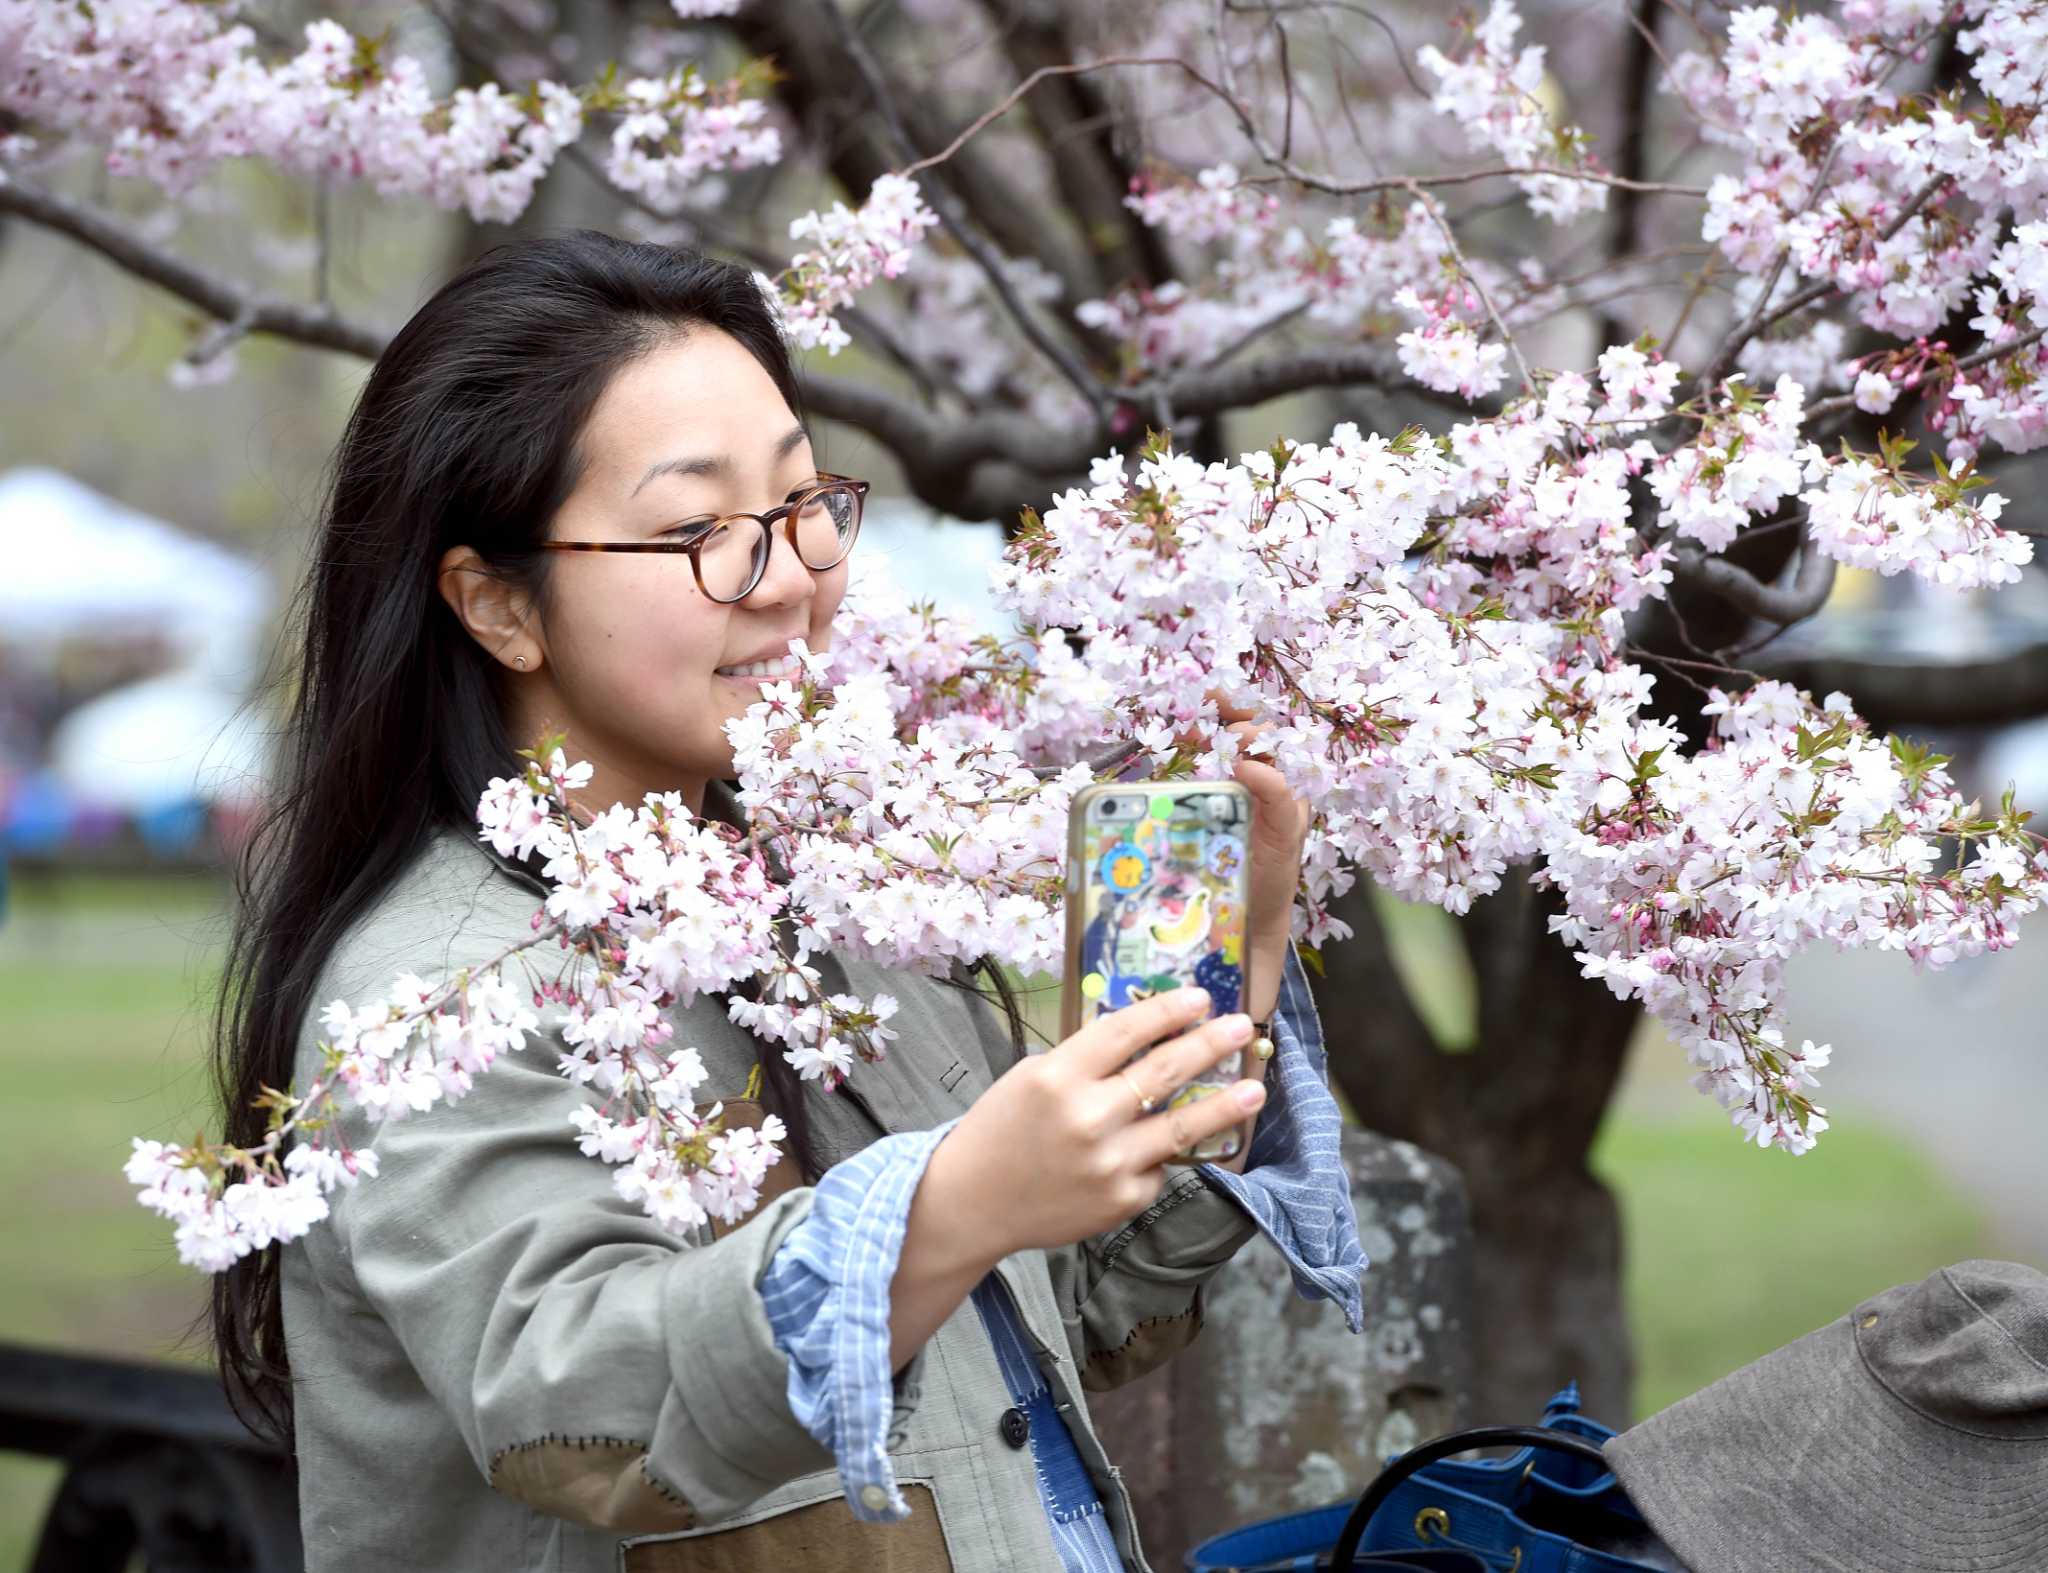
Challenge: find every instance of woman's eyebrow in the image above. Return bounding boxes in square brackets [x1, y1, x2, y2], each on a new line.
[631, 425, 812, 497]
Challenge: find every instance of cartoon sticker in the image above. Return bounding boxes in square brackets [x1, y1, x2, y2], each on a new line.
[1098, 843, 1151, 892]
[1148, 887, 1213, 955]
[1205, 836, 1244, 880]
[1193, 949, 1242, 1015]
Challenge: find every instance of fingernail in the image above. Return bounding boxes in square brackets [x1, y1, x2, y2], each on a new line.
[1237, 1083, 1267, 1112]
[1175, 986, 1211, 1008]
[1218, 1013, 1252, 1042]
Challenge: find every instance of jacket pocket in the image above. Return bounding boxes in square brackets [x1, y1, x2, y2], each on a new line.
[618, 1478, 952, 1573]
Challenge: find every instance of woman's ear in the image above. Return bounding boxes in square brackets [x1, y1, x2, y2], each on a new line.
[437, 545, 544, 674]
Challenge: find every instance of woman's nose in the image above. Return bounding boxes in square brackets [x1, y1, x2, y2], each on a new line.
[743, 522, 814, 609]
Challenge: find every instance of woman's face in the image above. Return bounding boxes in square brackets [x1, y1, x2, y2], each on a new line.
[513, 327, 846, 813]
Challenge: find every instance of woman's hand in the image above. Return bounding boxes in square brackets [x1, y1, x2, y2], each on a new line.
[912, 988, 1266, 1265]
[888, 990, 1265, 1366]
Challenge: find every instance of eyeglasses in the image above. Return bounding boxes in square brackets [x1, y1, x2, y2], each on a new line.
[540, 472, 870, 604]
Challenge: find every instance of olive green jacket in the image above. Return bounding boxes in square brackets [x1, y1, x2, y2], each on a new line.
[281, 828, 1264, 1572]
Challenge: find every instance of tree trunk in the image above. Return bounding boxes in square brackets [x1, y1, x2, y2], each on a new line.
[1089, 1130, 1474, 1571]
[1314, 871, 1644, 1424]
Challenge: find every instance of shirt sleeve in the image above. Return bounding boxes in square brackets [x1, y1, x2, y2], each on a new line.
[757, 1121, 958, 1523]
[1197, 943, 1368, 1331]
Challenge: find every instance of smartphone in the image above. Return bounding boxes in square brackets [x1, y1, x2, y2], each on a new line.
[1061, 779, 1257, 1163]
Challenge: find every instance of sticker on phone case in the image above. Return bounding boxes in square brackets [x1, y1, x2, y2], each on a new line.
[1147, 887, 1213, 955]
[1098, 842, 1151, 893]
[1205, 836, 1244, 880]
[1192, 949, 1242, 1015]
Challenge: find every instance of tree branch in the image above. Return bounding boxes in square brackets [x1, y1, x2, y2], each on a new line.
[1673, 530, 1838, 625]
[896, 50, 1705, 203]
[0, 175, 389, 360]
[1694, 173, 1949, 397]
[1407, 179, 1535, 396]
[0, 165, 1504, 529]
[1805, 321, 2048, 422]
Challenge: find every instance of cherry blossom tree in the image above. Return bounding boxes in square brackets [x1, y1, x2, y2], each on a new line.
[10, 0, 2048, 1420]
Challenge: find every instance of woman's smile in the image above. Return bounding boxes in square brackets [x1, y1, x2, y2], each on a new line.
[715, 652, 805, 681]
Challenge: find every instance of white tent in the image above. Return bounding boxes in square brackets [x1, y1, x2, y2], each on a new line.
[47, 671, 273, 813]
[0, 466, 270, 649]
[0, 467, 274, 812]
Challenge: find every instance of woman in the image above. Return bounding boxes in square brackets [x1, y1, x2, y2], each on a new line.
[214, 231, 1365, 1572]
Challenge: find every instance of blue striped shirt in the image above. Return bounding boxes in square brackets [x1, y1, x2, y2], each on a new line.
[757, 947, 1364, 1567]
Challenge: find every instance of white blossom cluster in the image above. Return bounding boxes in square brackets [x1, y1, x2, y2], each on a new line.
[1643, 374, 1810, 550]
[1415, 0, 1610, 223]
[0, 3, 774, 223]
[990, 431, 2047, 1155]
[1552, 681, 2040, 1152]
[773, 173, 940, 353]
[129, 747, 801, 1269]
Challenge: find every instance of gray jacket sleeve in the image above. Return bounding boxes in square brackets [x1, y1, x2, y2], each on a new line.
[298, 852, 833, 1534]
[1046, 1166, 1261, 1392]
[317, 1037, 833, 1531]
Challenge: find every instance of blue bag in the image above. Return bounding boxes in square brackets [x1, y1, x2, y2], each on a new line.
[1187, 1385, 1689, 1573]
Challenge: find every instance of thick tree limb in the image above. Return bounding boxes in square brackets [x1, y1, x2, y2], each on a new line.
[0, 175, 389, 360]
[1313, 880, 1451, 1137]
[1144, 342, 1403, 416]
[729, 0, 1101, 315]
[1764, 638, 2048, 729]
[1596, 0, 1661, 354]
[1674, 531, 1838, 625]
[817, 0, 1109, 420]
[983, 3, 1179, 300]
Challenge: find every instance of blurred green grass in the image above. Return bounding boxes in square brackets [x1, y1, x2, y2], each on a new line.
[0, 868, 223, 1563]
[1593, 1112, 1993, 1417]
[0, 875, 1997, 1555]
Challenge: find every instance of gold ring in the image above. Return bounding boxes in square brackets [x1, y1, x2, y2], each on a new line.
[1117, 1069, 1156, 1116]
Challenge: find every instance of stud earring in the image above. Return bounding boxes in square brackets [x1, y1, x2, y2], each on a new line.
[514, 655, 528, 670]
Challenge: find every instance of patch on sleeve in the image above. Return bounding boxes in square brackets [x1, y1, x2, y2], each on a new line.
[1081, 1304, 1204, 1392]
[488, 1434, 695, 1533]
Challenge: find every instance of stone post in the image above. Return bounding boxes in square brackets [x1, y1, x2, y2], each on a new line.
[1090, 1130, 1473, 1570]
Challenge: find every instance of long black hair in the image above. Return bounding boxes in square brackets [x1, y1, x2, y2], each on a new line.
[210, 232, 830, 1448]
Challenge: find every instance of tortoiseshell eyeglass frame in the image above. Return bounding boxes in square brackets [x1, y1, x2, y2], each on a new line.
[539, 472, 870, 604]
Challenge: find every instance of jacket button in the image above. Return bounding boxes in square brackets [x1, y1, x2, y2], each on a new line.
[999, 1406, 1031, 1449]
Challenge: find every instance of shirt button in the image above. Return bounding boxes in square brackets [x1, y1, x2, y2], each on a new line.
[858, 1484, 890, 1512]
[999, 1406, 1031, 1449]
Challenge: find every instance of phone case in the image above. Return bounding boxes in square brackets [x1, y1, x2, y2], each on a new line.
[1061, 779, 1257, 1164]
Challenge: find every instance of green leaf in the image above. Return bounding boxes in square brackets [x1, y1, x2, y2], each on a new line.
[1888, 733, 1952, 794]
